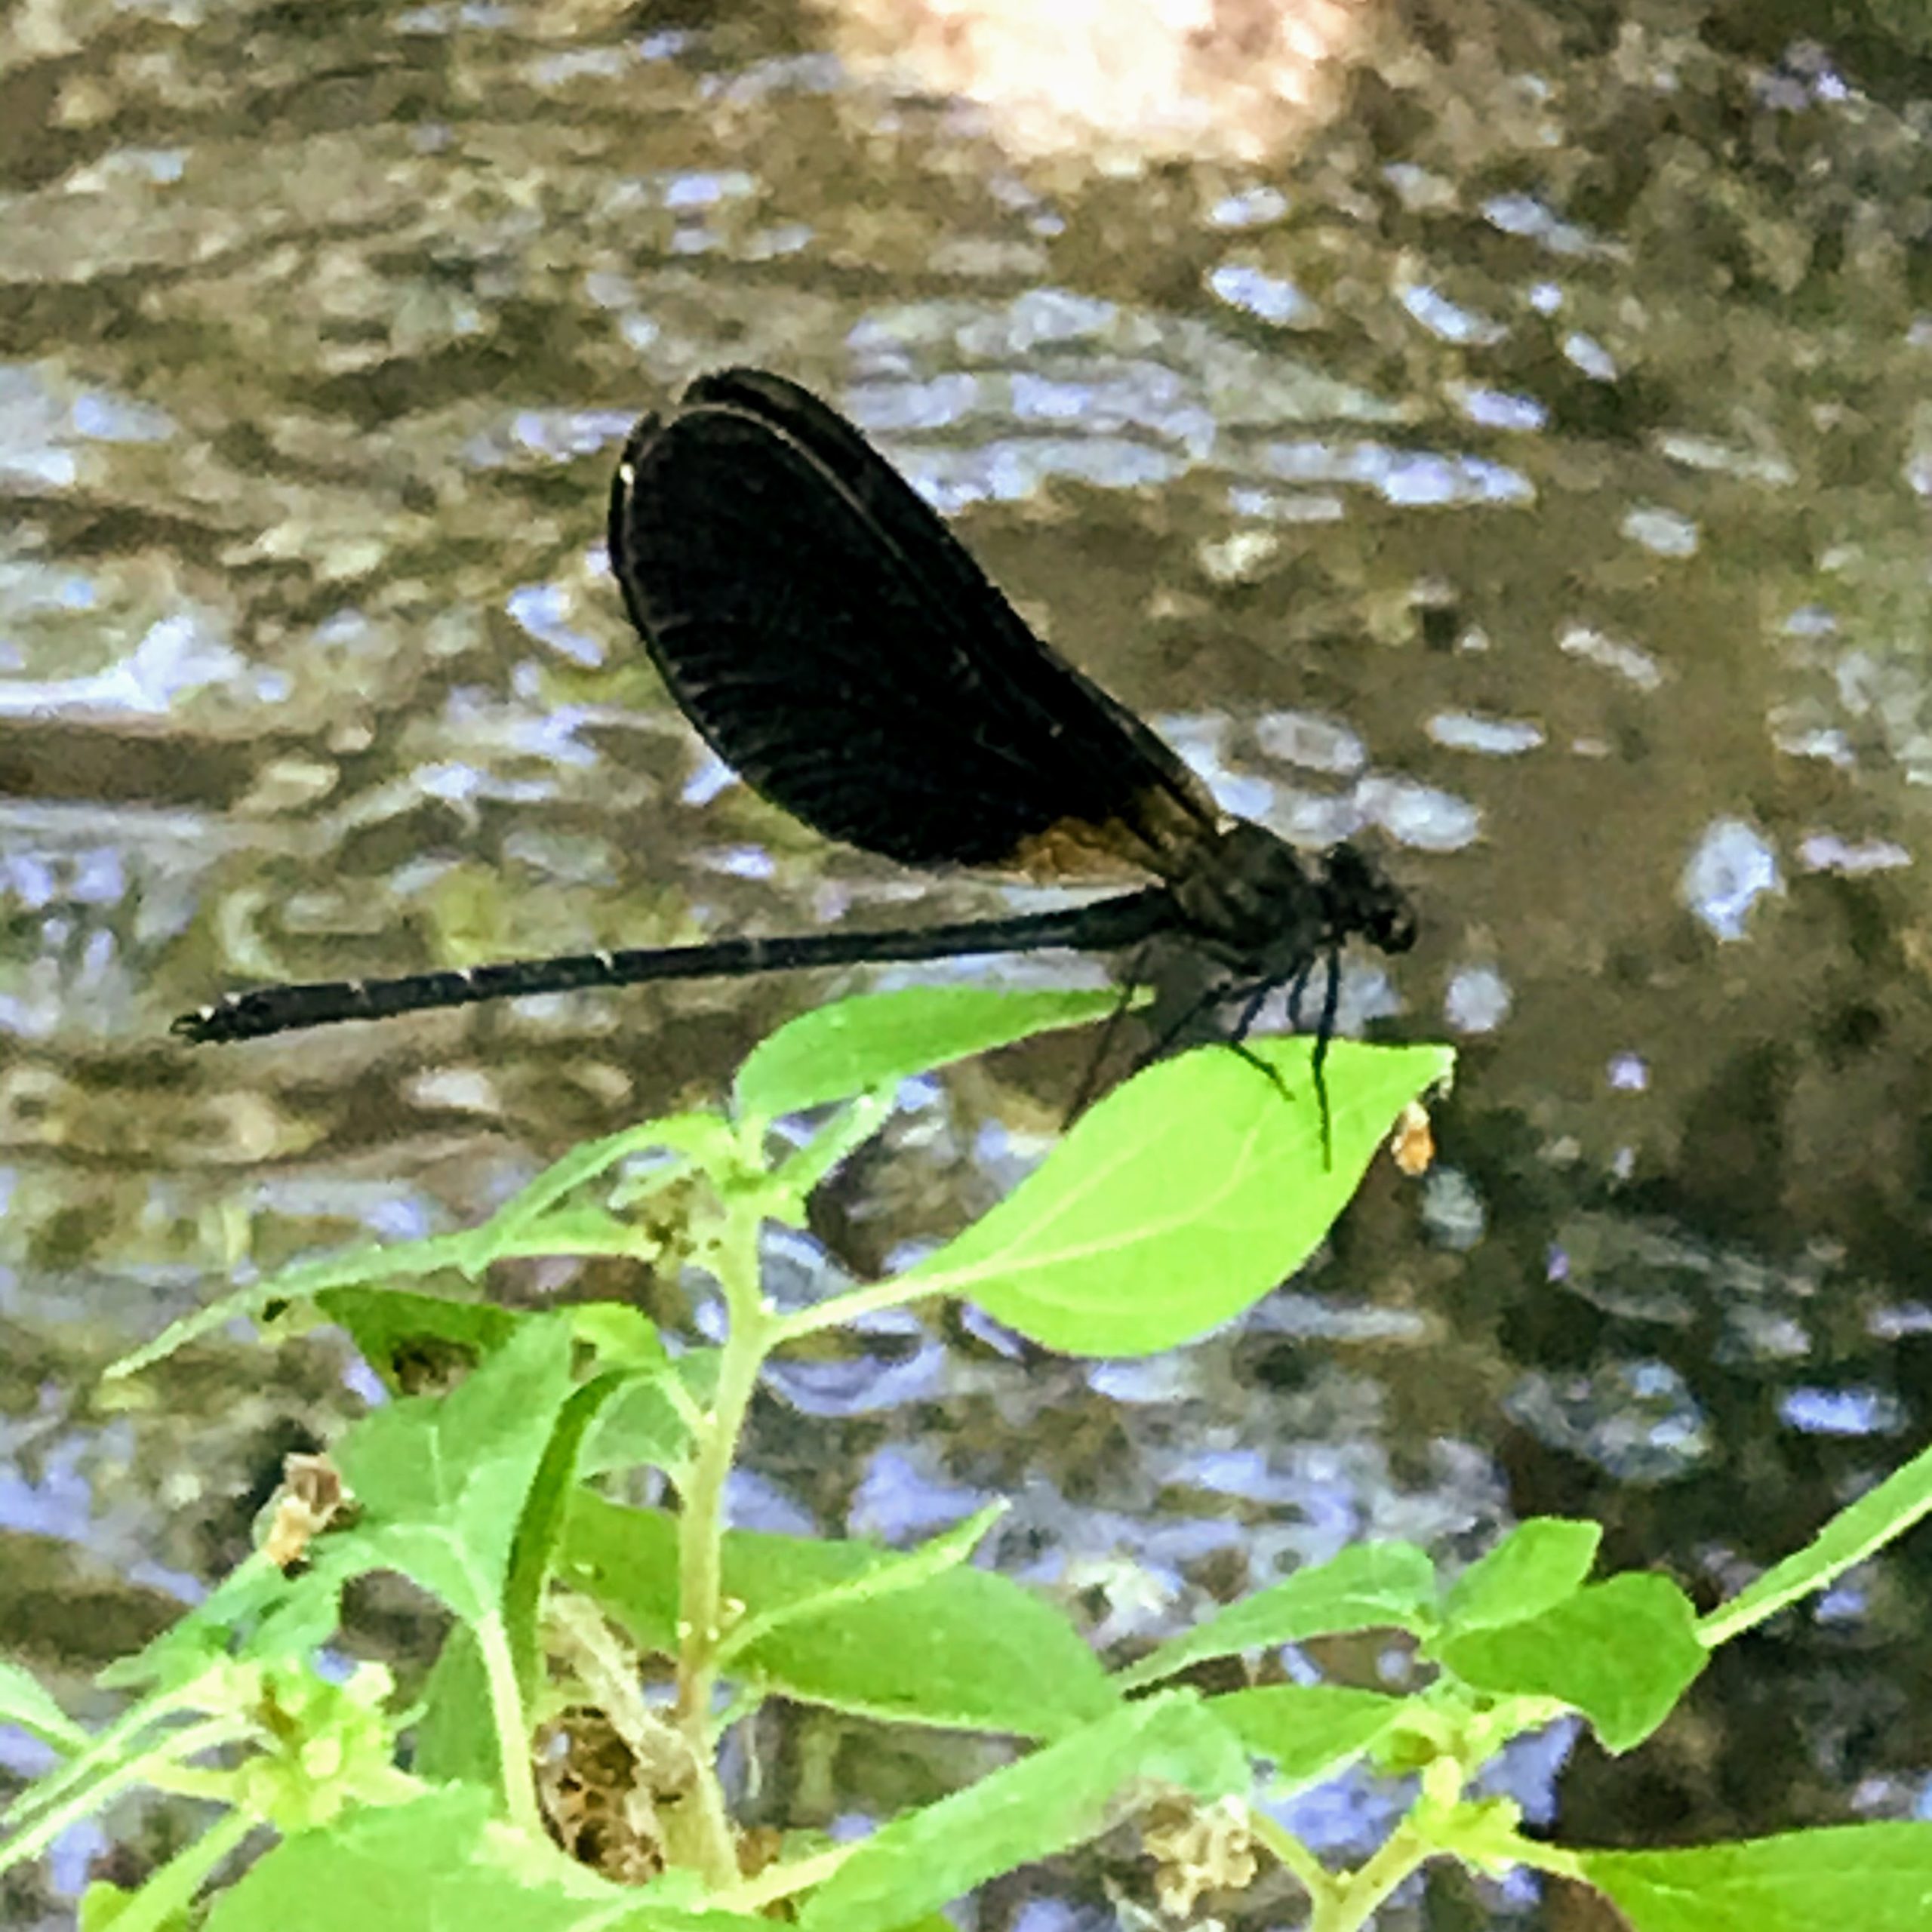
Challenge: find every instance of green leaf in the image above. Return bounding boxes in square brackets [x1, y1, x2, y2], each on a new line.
[104, 1232, 486, 1380]
[0, 1659, 87, 1751]
[84, 1810, 249, 1932]
[109, 1119, 721, 1384]
[715, 1503, 1008, 1667]
[1437, 1574, 1704, 1753]
[561, 1495, 1115, 1737]
[901, 1040, 1454, 1355]
[76, 1881, 145, 1932]
[1208, 1684, 1413, 1792]
[411, 1625, 497, 1789]
[566, 1304, 669, 1375]
[478, 1205, 648, 1261]
[100, 1555, 344, 1690]
[315, 1286, 524, 1395]
[577, 1380, 691, 1478]
[797, 1691, 1250, 1932]
[2, 1666, 257, 1877]
[107, 1115, 722, 1386]
[1116, 1543, 1438, 1691]
[201, 1783, 773, 1932]
[555, 1498, 679, 1651]
[734, 986, 1128, 1121]
[327, 1318, 577, 1623]
[1583, 1823, 1932, 1932]
[1439, 1518, 1601, 1637]
[1700, 1435, 1932, 1647]
[468, 1113, 731, 1265]
[774, 1091, 897, 1200]
[577, 1351, 715, 1480]
[504, 1374, 629, 1699]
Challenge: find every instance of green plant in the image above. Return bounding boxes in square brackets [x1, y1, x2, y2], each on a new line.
[5, 986, 1930, 1932]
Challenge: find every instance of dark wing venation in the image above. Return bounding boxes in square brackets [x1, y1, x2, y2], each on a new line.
[608, 368, 1220, 872]
[666, 368, 1222, 843]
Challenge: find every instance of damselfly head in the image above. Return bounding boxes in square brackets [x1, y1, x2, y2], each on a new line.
[1320, 844, 1417, 957]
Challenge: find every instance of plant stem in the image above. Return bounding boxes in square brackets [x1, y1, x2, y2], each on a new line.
[669, 1189, 773, 1890]
[1492, 1832, 1589, 1884]
[773, 1273, 931, 1345]
[1244, 1805, 1334, 1908]
[475, 1611, 542, 1839]
[113, 1806, 254, 1932]
[1311, 1825, 1431, 1932]
[0, 1715, 251, 1875]
[706, 1841, 854, 1914]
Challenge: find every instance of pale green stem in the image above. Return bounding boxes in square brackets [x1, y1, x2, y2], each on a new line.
[704, 1840, 853, 1914]
[1312, 1825, 1432, 1932]
[772, 1272, 934, 1346]
[2, 1669, 232, 1832]
[669, 1188, 774, 1889]
[1490, 1832, 1589, 1884]
[0, 1715, 251, 1875]
[109, 1807, 255, 1932]
[475, 1610, 542, 1839]
[1244, 1804, 1336, 1909]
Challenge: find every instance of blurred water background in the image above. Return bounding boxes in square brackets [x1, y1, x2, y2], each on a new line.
[7, 0, 1932, 1923]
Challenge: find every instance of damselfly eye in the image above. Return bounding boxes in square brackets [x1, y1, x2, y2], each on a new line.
[1377, 898, 1420, 955]
[1319, 845, 1416, 956]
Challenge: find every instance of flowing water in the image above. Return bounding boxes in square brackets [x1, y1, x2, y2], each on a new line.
[5, 0, 1932, 1922]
